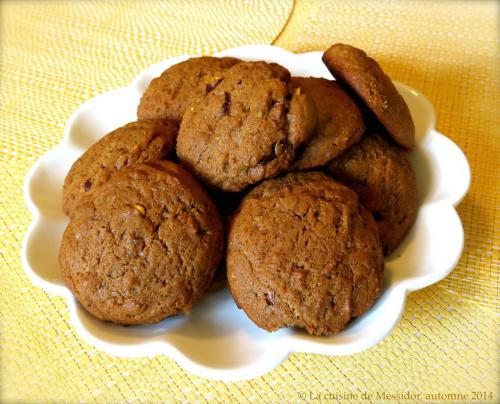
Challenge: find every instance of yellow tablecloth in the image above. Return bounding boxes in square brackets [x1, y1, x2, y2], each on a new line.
[1, 0, 498, 401]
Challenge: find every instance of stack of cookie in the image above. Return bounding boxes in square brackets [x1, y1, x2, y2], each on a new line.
[59, 44, 417, 336]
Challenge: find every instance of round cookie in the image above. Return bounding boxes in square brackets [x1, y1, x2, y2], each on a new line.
[176, 61, 316, 192]
[63, 119, 178, 217]
[137, 56, 241, 125]
[322, 43, 415, 150]
[290, 77, 365, 170]
[327, 133, 417, 254]
[227, 172, 384, 336]
[59, 161, 224, 325]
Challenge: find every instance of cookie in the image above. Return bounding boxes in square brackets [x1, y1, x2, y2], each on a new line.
[59, 161, 224, 325]
[290, 77, 365, 170]
[226, 172, 384, 336]
[176, 61, 316, 192]
[322, 43, 415, 150]
[137, 56, 241, 125]
[63, 119, 178, 217]
[327, 133, 417, 254]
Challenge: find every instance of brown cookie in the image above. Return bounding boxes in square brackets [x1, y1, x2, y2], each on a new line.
[59, 161, 224, 325]
[327, 133, 417, 254]
[290, 77, 365, 170]
[63, 119, 178, 217]
[322, 43, 415, 150]
[137, 56, 241, 125]
[226, 172, 384, 336]
[176, 61, 316, 192]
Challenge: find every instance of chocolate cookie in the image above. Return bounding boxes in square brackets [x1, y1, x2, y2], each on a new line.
[137, 56, 241, 125]
[176, 61, 316, 192]
[59, 161, 224, 325]
[63, 119, 178, 217]
[327, 133, 417, 254]
[322, 43, 415, 150]
[227, 172, 384, 336]
[290, 77, 365, 170]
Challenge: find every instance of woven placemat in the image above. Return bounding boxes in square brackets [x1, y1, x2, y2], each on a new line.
[1, 0, 498, 401]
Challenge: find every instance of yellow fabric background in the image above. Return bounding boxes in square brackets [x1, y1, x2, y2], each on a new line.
[1, 0, 498, 401]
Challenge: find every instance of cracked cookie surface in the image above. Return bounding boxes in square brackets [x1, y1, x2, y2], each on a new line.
[59, 161, 224, 325]
[63, 119, 178, 217]
[226, 171, 383, 335]
[327, 133, 417, 254]
[176, 61, 316, 192]
[137, 56, 241, 125]
[290, 77, 364, 170]
[322, 43, 415, 150]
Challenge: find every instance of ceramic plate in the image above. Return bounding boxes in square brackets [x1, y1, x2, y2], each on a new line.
[22, 45, 470, 381]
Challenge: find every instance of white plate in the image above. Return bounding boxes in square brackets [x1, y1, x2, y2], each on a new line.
[22, 45, 470, 381]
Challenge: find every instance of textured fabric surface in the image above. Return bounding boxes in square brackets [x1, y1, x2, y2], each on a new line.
[1, 0, 498, 401]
